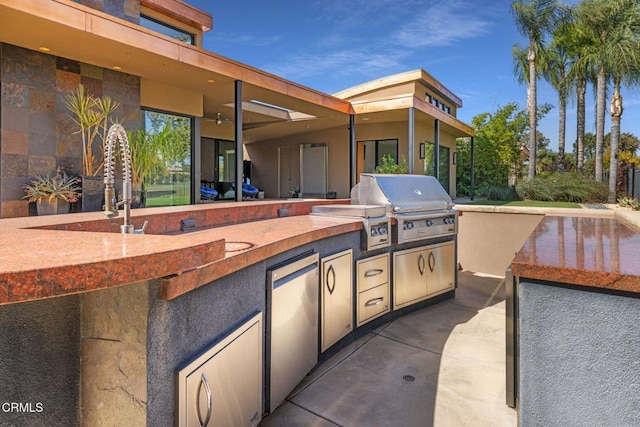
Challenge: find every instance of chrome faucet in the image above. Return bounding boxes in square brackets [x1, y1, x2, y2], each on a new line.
[103, 124, 136, 233]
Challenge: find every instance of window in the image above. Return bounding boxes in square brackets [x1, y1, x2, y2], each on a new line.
[140, 15, 194, 44]
[142, 110, 193, 207]
[358, 139, 399, 173]
[424, 143, 451, 194]
[431, 97, 439, 107]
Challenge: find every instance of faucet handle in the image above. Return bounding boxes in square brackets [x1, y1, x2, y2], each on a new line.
[133, 221, 149, 235]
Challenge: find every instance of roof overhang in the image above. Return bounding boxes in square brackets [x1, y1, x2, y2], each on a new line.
[350, 94, 474, 138]
[334, 69, 463, 108]
[140, 0, 212, 32]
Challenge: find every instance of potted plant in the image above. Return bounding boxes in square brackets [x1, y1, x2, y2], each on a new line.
[65, 84, 120, 211]
[23, 169, 81, 215]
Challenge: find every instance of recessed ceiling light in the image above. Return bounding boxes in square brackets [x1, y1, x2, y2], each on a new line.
[38, 46, 51, 52]
[207, 79, 215, 83]
[362, 117, 370, 121]
[112, 65, 122, 70]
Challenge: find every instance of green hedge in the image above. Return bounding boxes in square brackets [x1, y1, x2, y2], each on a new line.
[515, 173, 608, 203]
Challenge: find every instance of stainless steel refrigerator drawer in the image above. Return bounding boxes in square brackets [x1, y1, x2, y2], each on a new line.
[357, 282, 390, 327]
[356, 253, 390, 292]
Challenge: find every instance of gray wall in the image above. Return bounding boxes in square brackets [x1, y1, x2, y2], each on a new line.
[0, 296, 80, 427]
[518, 281, 640, 427]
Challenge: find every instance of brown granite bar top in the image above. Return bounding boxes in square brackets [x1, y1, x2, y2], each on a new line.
[511, 215, 640, 294]
[0, 199, 355, 305]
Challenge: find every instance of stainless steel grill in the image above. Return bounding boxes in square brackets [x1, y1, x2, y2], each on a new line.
[351, 174, 458, 244]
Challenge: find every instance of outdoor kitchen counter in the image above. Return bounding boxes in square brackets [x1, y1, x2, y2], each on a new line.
[0, 199, 357, 305]
[510, 214, 640, 294]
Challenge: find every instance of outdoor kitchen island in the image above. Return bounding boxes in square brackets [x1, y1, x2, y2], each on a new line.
[0, 197, 456, 427]
[509, 214, 640, 427]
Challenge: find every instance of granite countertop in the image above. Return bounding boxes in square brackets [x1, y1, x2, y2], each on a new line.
[0, 199, 358, 305]
[511, 214, 640, 294]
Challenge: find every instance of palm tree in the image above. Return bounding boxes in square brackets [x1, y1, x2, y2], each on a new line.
[575, 76, 587, 172]
[573, 0, 640, 188]
[605, 1, 640, 202]
[541, 10, 575, 170]
[512, 0, 562, 179]
[552, 5, 592, 173]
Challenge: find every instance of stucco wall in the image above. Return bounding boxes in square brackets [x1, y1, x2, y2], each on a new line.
[518, 282, 640, 426]
[245, 117, 460, 200]
[456, 210, 543, 276]
[0, 296, 80, 427]
[245, 125, 352, 199]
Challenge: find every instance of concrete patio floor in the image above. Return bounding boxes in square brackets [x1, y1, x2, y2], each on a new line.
[260, 270, 517, 427]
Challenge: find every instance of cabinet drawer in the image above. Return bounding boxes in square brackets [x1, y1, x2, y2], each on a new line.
[356, 253, 389, 292]
[357, 283, 390, 327]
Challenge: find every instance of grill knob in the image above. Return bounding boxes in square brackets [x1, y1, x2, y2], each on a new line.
[404, 221, 414, 230]
[371, 228, 379, 236]
[379, 226, 387, 235]
[426, 220, 433, 227]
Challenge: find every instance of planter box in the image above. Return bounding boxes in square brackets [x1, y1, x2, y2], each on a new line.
[81, 176, 104, 212]
[36, 199, 70, 216]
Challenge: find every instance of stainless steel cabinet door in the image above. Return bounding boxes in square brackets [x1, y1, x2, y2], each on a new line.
[321, 249, 353, 352]
[179, 313, 263, 427]
[425, 241, 455, 296]
[393, 247, 429, 309]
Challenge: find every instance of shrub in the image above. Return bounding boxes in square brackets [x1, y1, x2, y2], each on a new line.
[486, 186, 520, 201]
[373, 154, 409, 174]
[618, 196, 640, 210]
[516, 173, 608, 203]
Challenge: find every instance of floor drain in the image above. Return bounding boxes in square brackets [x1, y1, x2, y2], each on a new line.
[403, 375, 415, 382]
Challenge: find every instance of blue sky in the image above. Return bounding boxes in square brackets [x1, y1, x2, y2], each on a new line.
[189, 0, 640, 152]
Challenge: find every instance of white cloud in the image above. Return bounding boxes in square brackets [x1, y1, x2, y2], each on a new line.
[391, 1, 493, 47]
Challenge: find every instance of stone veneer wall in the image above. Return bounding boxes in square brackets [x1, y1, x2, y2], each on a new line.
[0, 44, 141, 218]
[80, 281, 148, 426]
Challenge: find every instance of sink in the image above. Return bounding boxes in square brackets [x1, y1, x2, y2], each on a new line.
[225, 241, 254, 252]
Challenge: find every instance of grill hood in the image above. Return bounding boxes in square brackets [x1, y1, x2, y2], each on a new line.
[351, 174, 454, 214]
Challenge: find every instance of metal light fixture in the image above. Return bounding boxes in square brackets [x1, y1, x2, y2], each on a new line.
[419, 143, 426, 159]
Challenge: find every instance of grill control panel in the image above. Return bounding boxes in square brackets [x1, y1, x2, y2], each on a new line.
[395, 211, 457, 244]
[362, 217, 391, 251]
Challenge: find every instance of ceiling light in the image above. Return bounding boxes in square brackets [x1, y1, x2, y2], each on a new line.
[207, 79, 215, 83]
[112, 65, 122, 70]
[38, 46, 51, 52]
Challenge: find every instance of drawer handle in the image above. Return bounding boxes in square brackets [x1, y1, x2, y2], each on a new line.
[365, 297, 384, 307]
[364, 269, 384, 277]
[196, 373, 212, 427]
